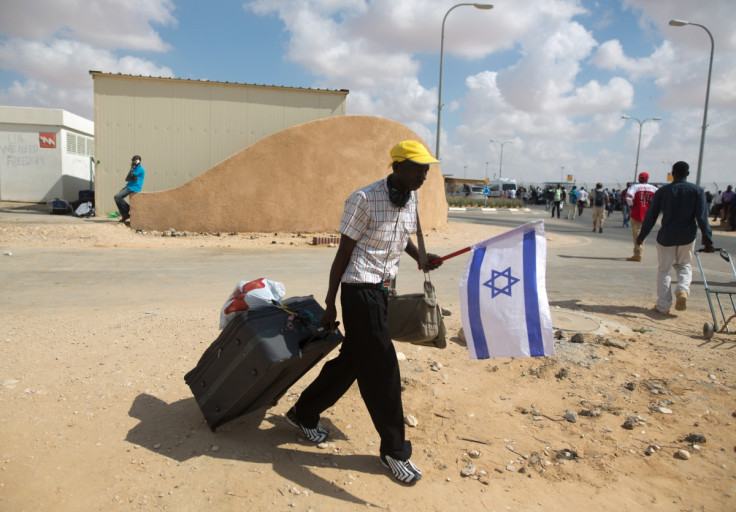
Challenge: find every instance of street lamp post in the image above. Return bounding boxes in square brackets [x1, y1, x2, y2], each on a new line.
[489, 138, 512, 180]
[435, 3, 494, 160]
[621, 115, 661, 183]
[669, 19, 714, 187]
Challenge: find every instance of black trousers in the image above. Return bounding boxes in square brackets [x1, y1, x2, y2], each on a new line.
[293, 283, 410, 460]
[551, 201, 561, 217]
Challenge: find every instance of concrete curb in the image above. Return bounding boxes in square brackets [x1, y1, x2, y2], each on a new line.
[448, 207, 533, 212]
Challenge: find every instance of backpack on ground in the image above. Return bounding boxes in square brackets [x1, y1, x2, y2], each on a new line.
[48, 198, 72, 215]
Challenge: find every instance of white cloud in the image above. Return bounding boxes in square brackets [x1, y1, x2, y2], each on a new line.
[0, 38, 173, 118]
[619, 0, 736, 111]
[0, 39, 173, 89]
[497, 20, 603, 113]
[592, 39, 676, 81]
[0, 0, 176, 51]
[0, 78, 91, 119]
[245, 0, 445, 135]
[0, 0, 176, 118]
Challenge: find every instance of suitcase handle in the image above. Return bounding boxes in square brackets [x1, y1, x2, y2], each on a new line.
[298, 322, 340, 350]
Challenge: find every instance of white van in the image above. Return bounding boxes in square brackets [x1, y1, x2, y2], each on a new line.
[485, 178, 517, 197]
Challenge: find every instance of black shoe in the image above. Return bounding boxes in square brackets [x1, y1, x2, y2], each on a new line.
[285, 407, 328, 443]
[380, 454, 422, 484]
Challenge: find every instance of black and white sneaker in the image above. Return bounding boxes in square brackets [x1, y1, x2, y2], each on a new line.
[285, 407, 328, 443]
[380, 454, 422, 484]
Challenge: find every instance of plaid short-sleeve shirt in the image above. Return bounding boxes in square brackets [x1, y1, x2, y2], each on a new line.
[340, 178, 417, 284]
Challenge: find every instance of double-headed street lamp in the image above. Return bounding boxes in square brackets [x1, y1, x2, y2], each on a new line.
[621, 115, 660, 183]
[435, 3, 494, 160]
[669, 19, 714, 187]
[489, 138, 512, 180]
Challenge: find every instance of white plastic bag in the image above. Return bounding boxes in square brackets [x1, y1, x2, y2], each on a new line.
[74, 201, 94, 217]
[219, 278, 286, 329]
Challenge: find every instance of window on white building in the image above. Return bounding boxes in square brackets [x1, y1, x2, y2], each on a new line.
[66, 132, 94, 157]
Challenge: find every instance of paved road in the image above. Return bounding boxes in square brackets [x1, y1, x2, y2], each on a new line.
[1, 203, 734, 323]
[448, 205, 736, 311]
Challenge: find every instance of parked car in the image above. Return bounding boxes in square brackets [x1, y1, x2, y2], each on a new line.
[451, 184, 486, 198]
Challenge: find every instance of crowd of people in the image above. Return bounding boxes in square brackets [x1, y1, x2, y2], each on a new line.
[709, 185, 736, 231]
[528, 166, 722, 316]
[521, 181, 734, 233]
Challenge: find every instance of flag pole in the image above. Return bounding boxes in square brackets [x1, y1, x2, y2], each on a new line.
[419, 246, 471, 269]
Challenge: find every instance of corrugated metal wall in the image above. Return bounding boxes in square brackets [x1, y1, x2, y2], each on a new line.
[91, 73, 347, 217]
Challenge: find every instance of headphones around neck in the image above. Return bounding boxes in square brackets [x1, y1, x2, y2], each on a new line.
[387, 175, 411, 208]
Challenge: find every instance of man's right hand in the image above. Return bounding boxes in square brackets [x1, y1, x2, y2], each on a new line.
[320, 303, 339, 333]
[703, 242, 715, 253]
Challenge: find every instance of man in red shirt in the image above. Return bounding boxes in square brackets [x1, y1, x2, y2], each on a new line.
[625, 172, 657, 261]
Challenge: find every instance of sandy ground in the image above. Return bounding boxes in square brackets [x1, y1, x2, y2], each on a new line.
[1, 212, 735, 512]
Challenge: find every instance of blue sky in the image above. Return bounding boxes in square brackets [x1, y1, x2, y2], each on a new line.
[0, 0, 734, 189]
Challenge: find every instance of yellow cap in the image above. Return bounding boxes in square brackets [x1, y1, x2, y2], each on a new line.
[388, 140, 440, 168]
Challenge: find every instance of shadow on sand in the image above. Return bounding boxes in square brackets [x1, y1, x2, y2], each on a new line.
[126, 393, 388, 508]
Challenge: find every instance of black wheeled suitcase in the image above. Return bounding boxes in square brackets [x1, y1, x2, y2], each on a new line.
[184, 295, 343, 431]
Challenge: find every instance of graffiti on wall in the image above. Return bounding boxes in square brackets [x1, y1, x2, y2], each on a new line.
[0, 133, 46, 168]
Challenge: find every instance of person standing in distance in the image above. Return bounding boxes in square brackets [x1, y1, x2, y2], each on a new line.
[114, 155, 145, 223]
[625, 172, 657, 262]
[551, 184, 563, 218]
[637, 161, 714, 314]
[285, 140, 443, 485]
[720, 185, 735, 225]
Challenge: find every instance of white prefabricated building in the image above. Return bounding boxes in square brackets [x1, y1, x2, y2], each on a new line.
[0, 106, 95, 203]
[90, 72, 349, 217]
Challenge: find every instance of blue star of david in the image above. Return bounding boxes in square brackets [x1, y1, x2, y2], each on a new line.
[483, 267, 520, 298]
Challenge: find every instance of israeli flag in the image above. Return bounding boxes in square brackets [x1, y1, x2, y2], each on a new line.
[459, 219, 555, 359]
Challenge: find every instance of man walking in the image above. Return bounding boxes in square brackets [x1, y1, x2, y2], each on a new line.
[285, 140, 443, 484]
[625, 172, 657, 262]
[621, 183, 632, 227]
[637, 161, 714, 314]
[565, 185, 578, 219]
[591, 183, 608, 233]
[577, 187, 588, 216]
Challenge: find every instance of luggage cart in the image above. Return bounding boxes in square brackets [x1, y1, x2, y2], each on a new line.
[694, 248, 736, 339]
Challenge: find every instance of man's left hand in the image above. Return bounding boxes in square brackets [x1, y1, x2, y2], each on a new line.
[421, 253, 443, 271]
